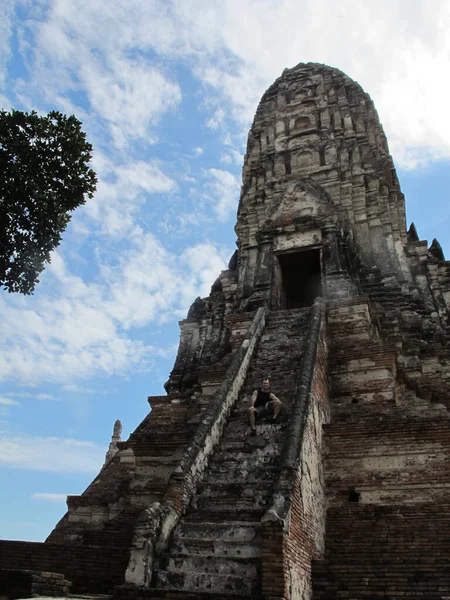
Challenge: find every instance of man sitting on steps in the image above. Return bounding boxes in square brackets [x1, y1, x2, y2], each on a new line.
[248, 377, 282, 435]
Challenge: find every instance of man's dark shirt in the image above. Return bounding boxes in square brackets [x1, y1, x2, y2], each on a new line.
[254, 389, 271, 408]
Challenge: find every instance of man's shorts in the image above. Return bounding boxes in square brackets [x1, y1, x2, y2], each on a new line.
[254, 401, 275, 418]
[254, 405, 266, 417]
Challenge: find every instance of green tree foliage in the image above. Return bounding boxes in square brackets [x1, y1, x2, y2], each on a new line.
[0, 109, 97, 294]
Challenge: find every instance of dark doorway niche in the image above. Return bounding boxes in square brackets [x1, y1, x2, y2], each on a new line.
[277, 248, 322, 309]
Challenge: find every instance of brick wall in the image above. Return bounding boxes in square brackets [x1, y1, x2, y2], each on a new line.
[313, 504, 450, 599]
[0, 569, 71, 599]
[0, 541, 128, 593]
[324, 405, 450, 505]
[283, 318, 329, 600]
[313, 296, 450, 599]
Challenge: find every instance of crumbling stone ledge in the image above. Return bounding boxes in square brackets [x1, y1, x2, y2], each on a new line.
[124, 306, 268, 588]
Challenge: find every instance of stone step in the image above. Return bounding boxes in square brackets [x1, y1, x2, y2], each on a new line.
[205, 466, 278, 485]
[215, 427, 284, 443]
[196, 481, 274, 500]
[242, 373, 299, 386]
[167, 538, 261, 564]
[168, 538, 260, 561]
[155, 570, 259, 596]
[258, 321, 308, 331]
[184, 508, 266, 522]
[174, 521, 260, 543]
[264, 324, 308, 330]
[236, 381, 297, 394]
[253, 329, 305, 338]
[163, 554, 259, 578]
[266, 308, 310, 321]
[217, 428, 288, 444]
[242, 376, 299, 386]
[253, 338, 307, 348]
[245, 360, 302, 371]
[195, 493, 270, 512]
[230, 404, 293, 419]
[211, 450, 280, 469]
[210, 448, 281, 468]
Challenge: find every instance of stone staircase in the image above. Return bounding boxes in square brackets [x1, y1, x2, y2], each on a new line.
[149, 308, 312, 598]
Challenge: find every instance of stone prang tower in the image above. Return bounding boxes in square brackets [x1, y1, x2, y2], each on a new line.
[2, 63, 450, 600]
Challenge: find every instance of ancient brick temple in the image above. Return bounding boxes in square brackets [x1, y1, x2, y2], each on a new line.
[2, 62, 450, 600]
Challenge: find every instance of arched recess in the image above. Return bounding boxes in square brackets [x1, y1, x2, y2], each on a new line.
[265, 180, 357, 309]
[294, 115, 314, 132]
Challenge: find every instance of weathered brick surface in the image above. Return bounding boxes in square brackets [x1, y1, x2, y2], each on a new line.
[313, 504, 450, 599]
[0, 541, 127, 593]
[0, 568, 71, 599]
[312, 298, 450, 599]
[324, 407, 450, 503]
[43, 393, 201, 587]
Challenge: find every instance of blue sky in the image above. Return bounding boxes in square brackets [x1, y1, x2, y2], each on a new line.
[0, 0, 449, 542]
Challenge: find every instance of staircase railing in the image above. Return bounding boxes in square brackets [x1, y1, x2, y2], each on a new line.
[124, 305, 268, 588]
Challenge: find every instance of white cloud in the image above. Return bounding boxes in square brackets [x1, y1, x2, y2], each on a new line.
[18, 1, 182, 151]
[81, 156, 177, 237]
[79, 57, 181, 148]
[11, 0, 450, 167]
[32, 493, 69, 502]
[206, 168, 240, 221]
[36, 393, 57, 400]
[9, 392, 57, 401]
[0, 435, 104, 473]
[0, 233, 230, 386]
[8, 0, 450, 166]
[222, 150, 243, 166]
[62, 384, 95, 394]
[206, 107, 225, 131]
[0, 397, 20, 406]
[0, 0, 15, 88]
[181, 243, 228, 302]
[191, 0, 450, 169]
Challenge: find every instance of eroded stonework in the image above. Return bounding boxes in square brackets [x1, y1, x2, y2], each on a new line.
[2, 62, 450, 600]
